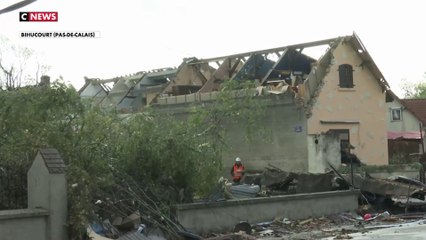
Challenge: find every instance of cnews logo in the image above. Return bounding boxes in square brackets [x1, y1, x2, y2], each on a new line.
[19, 12, 58, 22]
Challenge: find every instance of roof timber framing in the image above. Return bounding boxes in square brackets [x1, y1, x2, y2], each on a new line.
[154, 38, 338, 101]
[79, 33, 391, 110]
[199, 57, 244, 93]
[260, 49, 288, 85]
[158, 63, 213, 96]
[188, 37, 338, 65]
[231, 54, 256, 81]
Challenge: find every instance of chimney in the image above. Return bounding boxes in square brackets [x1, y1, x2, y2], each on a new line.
[40, 75, 50, 87]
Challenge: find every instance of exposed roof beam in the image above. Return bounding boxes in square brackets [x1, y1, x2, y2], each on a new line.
[189, 37, 340, 64]
[231, 54, 255, 80]
[229, 58, 242, 78]
[93, 78, 120, 84]
[260, 49, 289, 85]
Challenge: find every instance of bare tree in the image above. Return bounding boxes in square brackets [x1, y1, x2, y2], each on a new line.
[0, 36, 49, 90]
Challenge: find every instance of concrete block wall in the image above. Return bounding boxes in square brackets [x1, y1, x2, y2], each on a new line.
[177, 190, 360, 234]
[154, 94, 309, 173]
[223, 99, 308, 173]
[0, 209, 49, 240]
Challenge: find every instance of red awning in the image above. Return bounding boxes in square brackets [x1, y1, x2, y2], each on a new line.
[388, 131, 425, 140]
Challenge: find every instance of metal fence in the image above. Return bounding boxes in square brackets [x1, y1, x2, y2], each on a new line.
[0, 165, 27, 210]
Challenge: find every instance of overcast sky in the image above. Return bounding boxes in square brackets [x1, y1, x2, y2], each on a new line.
[1, 0, 425, 97]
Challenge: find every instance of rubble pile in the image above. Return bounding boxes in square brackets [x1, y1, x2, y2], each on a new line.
[88, 162, 426, 239]
[202, 164, 426, 239]
[204, 209, 426, 239]
[87, 167, 201, 240]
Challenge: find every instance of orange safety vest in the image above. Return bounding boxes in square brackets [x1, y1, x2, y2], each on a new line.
[232, 164, 245, 181]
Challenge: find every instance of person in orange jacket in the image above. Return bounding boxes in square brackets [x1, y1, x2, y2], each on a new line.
[230, 157, 245, 184]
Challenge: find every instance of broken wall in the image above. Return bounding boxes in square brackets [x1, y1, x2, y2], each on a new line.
[307, 41, 388, 165]
[307, 133, 341, 173]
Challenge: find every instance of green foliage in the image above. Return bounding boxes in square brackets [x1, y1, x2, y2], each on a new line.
[0, 78, 266, 238]
[0, 81, 82, 166]
[115, 110, 223, 199]
[189, 79, 267, 144]
[0, 82, 119, 237]
[402, 74, 426, 99]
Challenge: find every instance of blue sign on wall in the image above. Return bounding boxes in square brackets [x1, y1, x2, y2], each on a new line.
[294, 125, 303, 133]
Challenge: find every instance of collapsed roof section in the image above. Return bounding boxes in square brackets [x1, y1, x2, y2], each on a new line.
[154, 33, 391, 115]
[79, 78, 111, 106]
[162, 38, 331, 97]
[81, 67, 179, 112]
[79, 33, 391, 114]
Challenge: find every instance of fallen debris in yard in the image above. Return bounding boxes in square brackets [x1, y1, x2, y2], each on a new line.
[202, 208, 426, 240]
[203, 232, 257, 240]
[87, 166, 201, 240]
[229, 184, 261, 199]
[342, 173, 426, 197]
[233, 222, 251, 235]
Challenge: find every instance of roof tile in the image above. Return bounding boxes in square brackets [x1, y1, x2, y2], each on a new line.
[39, 148, 66, 174]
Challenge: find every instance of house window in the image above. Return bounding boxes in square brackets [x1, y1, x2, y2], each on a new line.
[390, 108, 402, 121]
[338, 64, 354, 88]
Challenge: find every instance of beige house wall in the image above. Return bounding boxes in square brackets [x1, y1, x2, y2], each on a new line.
[307, 42, 388, 165]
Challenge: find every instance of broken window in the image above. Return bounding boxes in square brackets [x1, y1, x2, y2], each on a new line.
[327, 129, 360, 164]
[338, 64, 354, 88]
[390, 108, 402, 121]
[328, 129, 350, 151]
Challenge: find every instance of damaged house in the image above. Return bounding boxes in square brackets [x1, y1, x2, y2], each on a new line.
[387, 95, 426, 163]
[80, 67, 178, 112]
[79, 33, 392, 173]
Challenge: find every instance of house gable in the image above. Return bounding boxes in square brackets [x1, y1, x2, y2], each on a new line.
[387, 93, 424, 132]
[307, 37, 388, 165]
[401, 99, 426, 126]
[79, 81, 108, 98]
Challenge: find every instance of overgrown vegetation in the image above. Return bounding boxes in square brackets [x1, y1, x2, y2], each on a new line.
[402, 73, 426, 99]
[0, 78, 265, 238]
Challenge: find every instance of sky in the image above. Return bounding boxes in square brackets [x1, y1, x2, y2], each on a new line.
[0, 0, 425, 97]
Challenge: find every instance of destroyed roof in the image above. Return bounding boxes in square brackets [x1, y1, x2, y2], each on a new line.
[81, 32, 391, 111]
[191, 32, 389, 89]
[400, 99, 426, 125]
[113, 68, 178, 109]
[39, 148, 66, 174]
[139, 68, 178, 86]
[82, 67, 177, 110]
[78, 78, 111, 95]
[156, 32, 390, 100]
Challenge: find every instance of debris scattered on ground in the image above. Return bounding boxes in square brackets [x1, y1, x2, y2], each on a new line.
[233, 221, 251, 235]
[202, 207, 426, 239]
[87, 166, 201, 240]
[88, 162, 426, 240]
